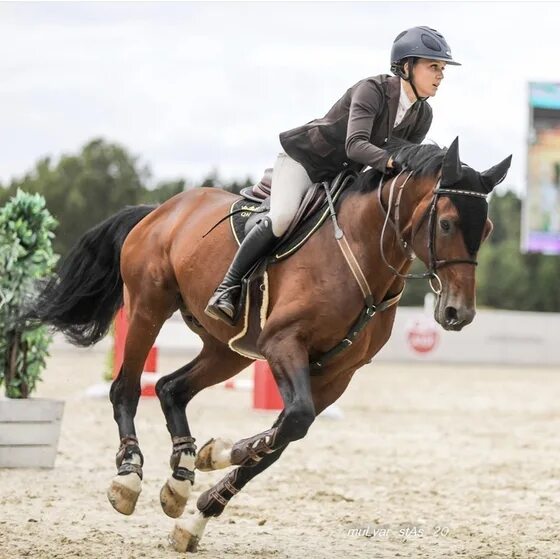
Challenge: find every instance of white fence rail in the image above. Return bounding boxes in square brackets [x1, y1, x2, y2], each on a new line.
[53, 308, 560, 367]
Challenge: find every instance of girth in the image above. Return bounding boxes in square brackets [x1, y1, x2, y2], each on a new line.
[310, 290, 401, 371]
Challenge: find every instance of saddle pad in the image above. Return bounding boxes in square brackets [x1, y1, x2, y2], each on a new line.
[229, 201, 265, 247]
[228, 262, 268, 360]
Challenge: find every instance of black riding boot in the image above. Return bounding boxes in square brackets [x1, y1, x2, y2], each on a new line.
[205, 217, 278, 325]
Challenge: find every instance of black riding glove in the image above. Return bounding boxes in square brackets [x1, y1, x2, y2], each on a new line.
[385, 158, 402, 176]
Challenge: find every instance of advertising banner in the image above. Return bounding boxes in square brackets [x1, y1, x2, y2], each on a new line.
[523, 82, 560, 254]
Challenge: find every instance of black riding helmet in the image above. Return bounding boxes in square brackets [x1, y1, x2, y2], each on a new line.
[390, 26, 461, 101]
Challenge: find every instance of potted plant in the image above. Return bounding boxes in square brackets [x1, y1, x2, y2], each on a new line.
[0, 189, 62, 468]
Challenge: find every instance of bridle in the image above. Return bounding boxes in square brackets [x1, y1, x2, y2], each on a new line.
[313, 166, 489, 371]
[377, 170, 488, 295]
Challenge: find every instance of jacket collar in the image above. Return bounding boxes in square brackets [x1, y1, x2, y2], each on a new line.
[386, 76, 401, 135]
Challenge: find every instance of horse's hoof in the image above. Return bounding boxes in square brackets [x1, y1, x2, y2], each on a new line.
[107, 473, 142, 515]
[160, 477, 191, 518]
[195, 438, 233, 471]
[170, 513, 209, 553]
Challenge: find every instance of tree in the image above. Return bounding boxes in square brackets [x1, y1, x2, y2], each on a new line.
[2, 139, 149, 256]
[487, 190, 522, 246]
[140, 180, 186, 205]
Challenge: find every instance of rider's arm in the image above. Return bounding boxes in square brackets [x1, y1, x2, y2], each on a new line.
[345, 80, 392, 172]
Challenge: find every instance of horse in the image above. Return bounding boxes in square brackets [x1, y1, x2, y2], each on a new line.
[28, 137, 511, 552]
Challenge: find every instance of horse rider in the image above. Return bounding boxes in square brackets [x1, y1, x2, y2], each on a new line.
[205, 26, 461, 325]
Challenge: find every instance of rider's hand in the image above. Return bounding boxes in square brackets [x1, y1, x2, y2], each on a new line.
[385, 157, 402, 175]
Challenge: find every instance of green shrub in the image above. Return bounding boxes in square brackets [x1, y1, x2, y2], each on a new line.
[0, 190, 58, 398]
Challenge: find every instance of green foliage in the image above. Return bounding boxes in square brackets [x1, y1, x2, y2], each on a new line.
[476, 191, 560, 311]
[139, 180, 186, 205]
[399, 260, 431, 306]
[0, 140, 150, 257]
[198, 169, 253, 194]
[225, 177, 254, 196]
[477, 240, 531, 309]
[486, 190, 522, 246]
[0, 190, 58, 397]
[0, 139, 255, 258]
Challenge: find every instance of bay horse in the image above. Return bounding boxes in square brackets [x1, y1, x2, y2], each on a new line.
[29, 137, 511, 552]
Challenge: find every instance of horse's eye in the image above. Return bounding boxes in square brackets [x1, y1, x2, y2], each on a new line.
[440, 219, 451, 232]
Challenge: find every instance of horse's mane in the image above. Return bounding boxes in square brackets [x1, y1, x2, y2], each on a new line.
[351, 138, 446, 193]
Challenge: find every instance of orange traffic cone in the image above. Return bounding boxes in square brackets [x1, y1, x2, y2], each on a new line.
[253, 361, 283, 410]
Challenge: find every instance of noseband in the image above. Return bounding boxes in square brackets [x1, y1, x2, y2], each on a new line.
[377, 171, 488, 295]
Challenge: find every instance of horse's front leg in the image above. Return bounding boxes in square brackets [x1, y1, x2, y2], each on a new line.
[174, 338, 315, 552]
[173, 446, 288, 553]
[156, 341, 253, 519]
[107, 308, 165, 515]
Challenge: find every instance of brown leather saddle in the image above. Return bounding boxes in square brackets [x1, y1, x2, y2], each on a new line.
[232, 168, 354, 261]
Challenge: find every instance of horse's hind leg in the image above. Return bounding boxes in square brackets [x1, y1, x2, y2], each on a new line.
[156, 337, 252, 519]
[107, 290, 176, 516]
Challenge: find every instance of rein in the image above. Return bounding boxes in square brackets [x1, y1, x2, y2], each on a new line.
[377, 171, 488, 295]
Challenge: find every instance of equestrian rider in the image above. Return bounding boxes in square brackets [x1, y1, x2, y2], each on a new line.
[205, 26, 461, 325]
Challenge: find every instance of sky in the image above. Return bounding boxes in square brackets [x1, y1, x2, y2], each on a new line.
[1, 1, 559, 194]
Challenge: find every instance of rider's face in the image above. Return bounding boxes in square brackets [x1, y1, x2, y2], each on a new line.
[405, 58, 446, 98]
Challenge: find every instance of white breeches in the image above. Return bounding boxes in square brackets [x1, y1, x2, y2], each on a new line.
[268, 152, 314, 237]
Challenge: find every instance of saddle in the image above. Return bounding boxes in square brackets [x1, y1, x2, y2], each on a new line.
[227, 168, 356, 360]
[233, 168, 354, 261]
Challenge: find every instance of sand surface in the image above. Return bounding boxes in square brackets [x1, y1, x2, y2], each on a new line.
[1, 348, 560, 558]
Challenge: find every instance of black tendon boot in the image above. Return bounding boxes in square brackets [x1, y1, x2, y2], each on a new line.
[205, 217, 278, 325]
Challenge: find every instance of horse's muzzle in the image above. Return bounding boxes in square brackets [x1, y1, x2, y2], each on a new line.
[434, 290, 475, 331]
[440, 304, 475, 331]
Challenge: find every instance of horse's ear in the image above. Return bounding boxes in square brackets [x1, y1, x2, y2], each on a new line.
[480, 155, 513, 193]
[441, 137, 462, 186]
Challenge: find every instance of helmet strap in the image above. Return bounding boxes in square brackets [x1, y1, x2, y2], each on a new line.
[401, 57, 428, 103]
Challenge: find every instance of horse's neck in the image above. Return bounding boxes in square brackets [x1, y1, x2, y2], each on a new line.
[340, 176, 432, 302]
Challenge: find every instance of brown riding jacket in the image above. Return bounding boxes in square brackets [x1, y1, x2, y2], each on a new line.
[279, 74, 433, 183]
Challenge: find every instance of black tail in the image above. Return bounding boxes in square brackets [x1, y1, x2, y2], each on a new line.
[26, 205, 157, 346]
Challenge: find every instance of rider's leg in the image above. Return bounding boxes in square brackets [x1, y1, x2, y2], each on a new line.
[204, 152, 313, 324]
[204, 216, 276, 324]
[267, 152, 314, 237]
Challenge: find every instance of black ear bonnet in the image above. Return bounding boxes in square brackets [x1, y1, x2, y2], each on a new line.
[444, 167, 489, 255]
[440, 139, 512, 254]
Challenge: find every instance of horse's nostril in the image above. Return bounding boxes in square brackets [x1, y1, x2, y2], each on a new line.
[445, 306, 458, 323]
